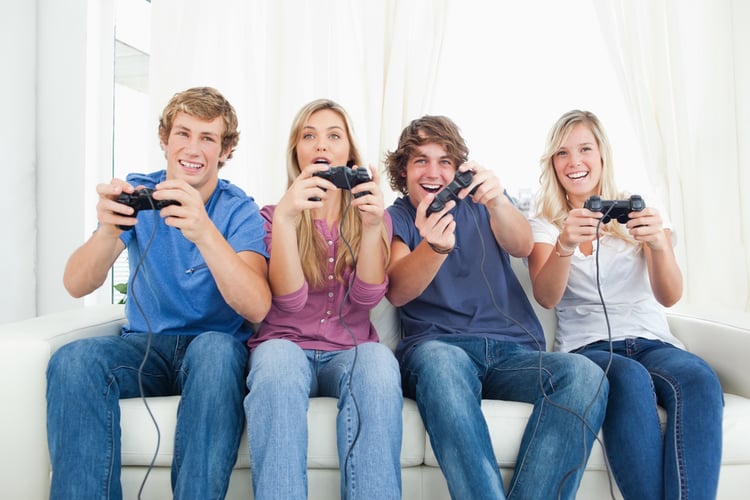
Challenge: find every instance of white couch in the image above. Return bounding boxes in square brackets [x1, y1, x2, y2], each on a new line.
[2, 258, 750, 499]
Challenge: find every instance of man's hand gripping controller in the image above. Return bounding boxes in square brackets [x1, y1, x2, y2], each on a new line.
[115, 188, 181, 230]
[425, 170, 477, 217]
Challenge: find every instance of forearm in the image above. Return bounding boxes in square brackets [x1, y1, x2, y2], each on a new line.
[528, 242, 571, 309]
[645, 245, 683, 307]
[489, 197, 533, 257]
[267, 217, 305, 296]
[386, 240, 444, 306]
[195, 226, 271, 323]
[355, 224, 386, 285]
[63, 229, 124, 298]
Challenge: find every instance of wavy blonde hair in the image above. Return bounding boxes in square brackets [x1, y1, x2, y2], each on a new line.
[286, 99, 390, 288]
[536, 109, 633, 243]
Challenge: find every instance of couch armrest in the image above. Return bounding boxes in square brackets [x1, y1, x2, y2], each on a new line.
[0, 305, 126, 499]
[667, 307, 750, 399]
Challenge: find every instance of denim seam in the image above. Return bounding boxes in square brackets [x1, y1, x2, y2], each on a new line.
[651, 370, 686, 500]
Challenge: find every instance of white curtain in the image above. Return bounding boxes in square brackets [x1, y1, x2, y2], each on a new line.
[148, 0, 750, 313]
[594, 0, 750, 311]
[149, 0, 449, 207]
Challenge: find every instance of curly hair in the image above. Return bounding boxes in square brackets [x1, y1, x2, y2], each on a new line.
[384, 115, 469, 195]
[158, 87, 239, 168]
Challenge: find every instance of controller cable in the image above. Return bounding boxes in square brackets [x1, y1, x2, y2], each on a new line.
[121, 198, 163, 499]
[335, 181, 366, 500]
[463, 198, 615, 500]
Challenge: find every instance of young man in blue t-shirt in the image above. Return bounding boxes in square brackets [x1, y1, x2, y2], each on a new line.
[49, 87, 271, 499]
[384, 115, 607, 500]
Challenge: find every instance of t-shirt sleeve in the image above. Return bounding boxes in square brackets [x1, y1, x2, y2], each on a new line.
[529, 216, 558, 245]
[387, 200, 418, 249]
[226, 196, 269, 258]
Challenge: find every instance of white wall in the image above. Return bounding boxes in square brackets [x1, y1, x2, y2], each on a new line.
[0, 0, 116, 323]
[1, 1, 37, 322]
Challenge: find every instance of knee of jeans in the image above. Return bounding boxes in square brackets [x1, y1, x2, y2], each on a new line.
[351, 343, 401, 393]
[406, 342, 477, 402]
[47, 339, 103, 383]
[185, 332, 246, 377]
[247, 339, 310, 391]
[606, 356, 653, 393]
[407, 340, 469, 375]
[560, 354, 609, 397]
[680, 361, 723, 403]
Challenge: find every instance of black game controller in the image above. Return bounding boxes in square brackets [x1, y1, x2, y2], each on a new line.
[309, 165, 372, 201]
[425, 170, 477, 217]
[116, 188, 181, 230]
[583, 194, 645, 224]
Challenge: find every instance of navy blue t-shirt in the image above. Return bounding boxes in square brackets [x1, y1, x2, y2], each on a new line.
[387, 195, 544, 359]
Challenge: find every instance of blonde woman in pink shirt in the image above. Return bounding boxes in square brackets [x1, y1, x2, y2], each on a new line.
[243, 99, 402, 500]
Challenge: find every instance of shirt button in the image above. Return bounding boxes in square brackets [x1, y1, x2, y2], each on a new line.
[328, 275, 334, 280]
[328, 292, 334, 298]
[328, 257, 334, 263]
[320, 318, 326, 324]
[328, 240, 333, 245]
[326, 310, 332, 316]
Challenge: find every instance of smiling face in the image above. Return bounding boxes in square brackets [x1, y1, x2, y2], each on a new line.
[294, 108, 351, 169]
[404, 141, 458, 208]
[162, 111, 229, 198]
[551, 122, 603, 207]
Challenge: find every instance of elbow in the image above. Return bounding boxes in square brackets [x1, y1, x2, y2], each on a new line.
[508, 235, 534, 258]
[230, 287, 272, 325]
[657, 292, 682, 308]
[533, 291, 557, 310]
[248, 292, 273, 324]
[385, 290, 407, 308]
[241, 299, 271, 325]
[62, 275, 99, 299]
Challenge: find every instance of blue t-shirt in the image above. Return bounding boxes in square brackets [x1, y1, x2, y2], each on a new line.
[118, 170, 268, 342]
[387, 196, 544, 358]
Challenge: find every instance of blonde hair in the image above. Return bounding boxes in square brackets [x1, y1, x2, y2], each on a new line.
[536, 109, 633, 243]
[286, 99, 390, 288]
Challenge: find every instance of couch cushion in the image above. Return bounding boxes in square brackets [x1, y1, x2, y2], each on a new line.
[120, 396, 425, 469]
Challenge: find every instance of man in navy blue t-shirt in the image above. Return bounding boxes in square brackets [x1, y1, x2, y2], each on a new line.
[384, 115, 607, 500]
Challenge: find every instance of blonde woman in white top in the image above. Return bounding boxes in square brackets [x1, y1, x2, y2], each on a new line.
[527, 109, 722, 500]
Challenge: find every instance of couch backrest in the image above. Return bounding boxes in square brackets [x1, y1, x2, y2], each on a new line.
[509, 256, 558, 351]
[371, 256, 558, 352]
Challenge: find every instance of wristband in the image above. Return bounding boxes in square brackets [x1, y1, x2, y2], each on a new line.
[428, 241, 453, 255]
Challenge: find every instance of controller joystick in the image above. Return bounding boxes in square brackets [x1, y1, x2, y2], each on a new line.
[425, 170, 478, 217]
[116, 188, 181, 230]
[583, 194, 645, 224]
[309, 165, 372, 202]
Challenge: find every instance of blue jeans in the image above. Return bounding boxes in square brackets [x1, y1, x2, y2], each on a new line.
[244, 339, 402, 500]
[46, 331, 248, 500]
[401, 336, 608, 500]
[575, 338, 723, 500]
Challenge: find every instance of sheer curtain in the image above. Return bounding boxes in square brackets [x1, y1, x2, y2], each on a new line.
[147, 0, 749, 312]
[594, 0, 750, 311]
[149, 0, 448, 207]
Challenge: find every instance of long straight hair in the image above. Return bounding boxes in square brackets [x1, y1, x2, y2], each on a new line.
[286, 99, 390, 288]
